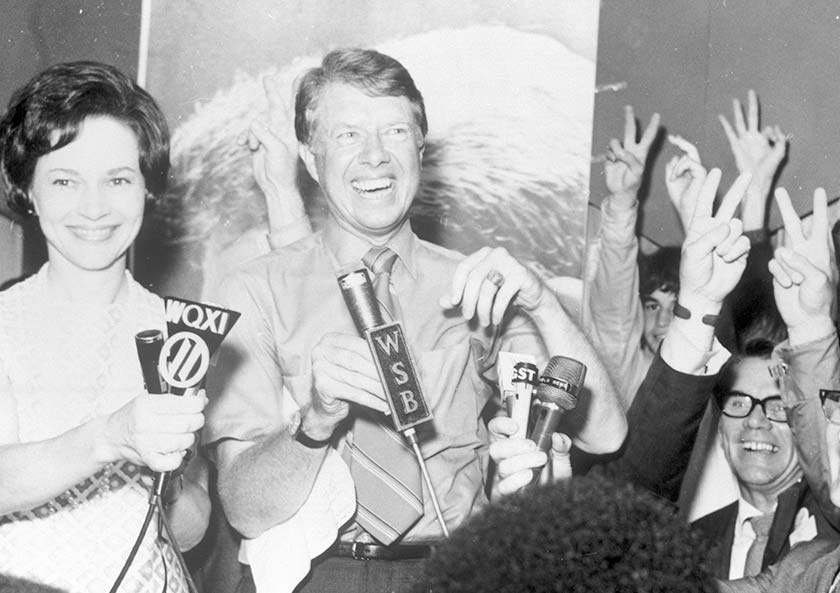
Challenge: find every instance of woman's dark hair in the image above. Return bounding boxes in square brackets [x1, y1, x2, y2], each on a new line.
[414, 475, 715, 593]
[0, 61, 169, 217]
[638, 245, 681, 299]
[294, 48, 427, 145]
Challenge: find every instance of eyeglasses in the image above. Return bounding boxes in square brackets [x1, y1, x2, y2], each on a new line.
[719, 392, 788, 423]
[820, 390, 840, 425]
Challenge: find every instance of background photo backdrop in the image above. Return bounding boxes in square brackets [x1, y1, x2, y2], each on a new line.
[136, 0, 600, 301]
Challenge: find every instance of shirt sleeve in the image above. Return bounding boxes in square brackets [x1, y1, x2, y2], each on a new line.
[584, 198, 645, 407]
[591, 351, 719, 502]
[204, 269, 287, 447]
[775, 331, 840, 530]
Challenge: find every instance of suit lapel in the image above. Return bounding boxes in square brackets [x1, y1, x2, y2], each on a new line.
[763, 481, 806, 569]
[718, 502, 737, 578]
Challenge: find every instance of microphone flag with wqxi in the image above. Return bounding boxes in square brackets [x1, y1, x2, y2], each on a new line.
[134, 297, 240, 500]
[162, 297, 240, 394]
[135, 297, 241, 397]
[337, 268, 432, 432]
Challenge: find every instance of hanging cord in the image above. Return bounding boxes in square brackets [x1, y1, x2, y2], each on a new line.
[156, 496, 199, 593]
[108, 497, 157, 593]
[108, 487, 199, 593]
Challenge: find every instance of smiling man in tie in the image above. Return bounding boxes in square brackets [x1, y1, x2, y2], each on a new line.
[204, 48, 626, 593]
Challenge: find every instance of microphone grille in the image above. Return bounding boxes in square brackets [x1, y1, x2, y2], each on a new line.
[537, 355, 586, 410]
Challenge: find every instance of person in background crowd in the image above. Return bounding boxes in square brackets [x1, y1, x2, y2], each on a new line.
[586, 91, 787, 410]
[692, 328, 839, 580]
[0, 61, 209, 593]
[681, 91, 789, 525]
[585, 105, 660, 406]
[716, 188, 840, 592]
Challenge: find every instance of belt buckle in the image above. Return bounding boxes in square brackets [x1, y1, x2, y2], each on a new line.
[351, 541, 367, 561]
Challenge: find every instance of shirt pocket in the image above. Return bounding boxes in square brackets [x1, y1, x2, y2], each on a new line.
[416, 341, 484, 441]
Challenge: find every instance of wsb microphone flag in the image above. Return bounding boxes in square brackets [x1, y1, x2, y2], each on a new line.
[337, 268, 433, 432]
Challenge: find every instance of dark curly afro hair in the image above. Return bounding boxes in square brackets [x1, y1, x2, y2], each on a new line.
[413, 474, 714, 593]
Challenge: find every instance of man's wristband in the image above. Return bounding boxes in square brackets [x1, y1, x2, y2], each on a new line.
[673, 301, 719, 327]
[291, 411, 332, 449]
[294, 426, 332, 449]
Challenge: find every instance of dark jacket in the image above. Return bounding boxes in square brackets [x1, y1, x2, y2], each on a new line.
[692, 479, 840, 580]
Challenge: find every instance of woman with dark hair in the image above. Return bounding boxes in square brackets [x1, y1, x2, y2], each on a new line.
[0, 61, 209, 592]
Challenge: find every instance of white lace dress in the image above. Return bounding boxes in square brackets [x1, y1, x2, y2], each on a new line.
[0, 265, 188, 593]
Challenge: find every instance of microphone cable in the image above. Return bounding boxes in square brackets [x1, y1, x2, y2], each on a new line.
[157, 493, 199, 593]
[108, 487, 199, 593]
[108, 493, 156, 593]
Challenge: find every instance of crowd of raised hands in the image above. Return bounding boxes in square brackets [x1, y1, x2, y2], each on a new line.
[588, 89, 840, 589]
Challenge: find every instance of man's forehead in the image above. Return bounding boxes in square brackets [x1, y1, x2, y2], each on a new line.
[642, 289, 676, 304]
[312, 83, 416, 124]
[730, 358, 781, 395]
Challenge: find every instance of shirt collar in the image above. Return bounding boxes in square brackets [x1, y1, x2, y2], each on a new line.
[734, 497, 774, 538]
[322, 215, 418, 279]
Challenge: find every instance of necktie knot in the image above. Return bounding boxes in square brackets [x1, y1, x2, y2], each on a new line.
[363, 246, 398, 276]
[749, 513, 774, 540]
[362, 246, 401, 322]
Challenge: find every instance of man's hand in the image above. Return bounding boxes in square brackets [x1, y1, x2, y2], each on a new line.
[488, 416, 572, 498]
[769, 187, 836, 345]
[679, 169, 753, 313]
[719, 89, 787, 230]
[664, 134, 707, 232]
[306, 333, 389, 440]
[439, 247, 546, 327]
[239, 74, 307, 229]
[604, 106, 660, 208]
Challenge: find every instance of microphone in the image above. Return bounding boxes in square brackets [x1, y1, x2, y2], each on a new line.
[527, 356, 586, 487]
[498, 352, 537, 440]
[134, 298, 241, 500]
[337, 268, 432, 431]
[136, 330, 167, 394]
[134, 330, 170, 499]
[337, 267, 448, 537]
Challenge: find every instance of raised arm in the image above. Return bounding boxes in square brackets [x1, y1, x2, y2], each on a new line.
[242, 74, 312, 248]
[719, 90, 787, 232]
[586, 106, 659, 406]
[600, 169, 753, 501]
[664, 134, 707, 234]
[769, 186, 840, 525]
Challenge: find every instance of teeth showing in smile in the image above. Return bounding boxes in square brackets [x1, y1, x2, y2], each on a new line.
[352, 178, 393, 194]
[741, 441, 778, 453]
[71, 227, 114, 241]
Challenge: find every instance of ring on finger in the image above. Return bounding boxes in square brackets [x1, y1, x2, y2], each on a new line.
[485, 269, 505, 288]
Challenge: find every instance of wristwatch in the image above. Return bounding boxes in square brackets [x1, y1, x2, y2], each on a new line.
[291, 410, 332, 449]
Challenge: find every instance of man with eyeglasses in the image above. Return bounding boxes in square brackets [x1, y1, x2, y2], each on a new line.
[710, 185, 840, 593]
[704, 185, 840, 591]
[691, 335, 837, 580]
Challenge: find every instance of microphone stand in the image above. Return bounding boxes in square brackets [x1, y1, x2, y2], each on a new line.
[404, 427, 450, 538]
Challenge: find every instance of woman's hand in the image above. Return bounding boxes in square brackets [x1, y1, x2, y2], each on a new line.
[101, 392, 207, 472]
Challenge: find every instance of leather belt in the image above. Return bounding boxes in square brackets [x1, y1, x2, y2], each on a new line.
[331, 541, 434, 561]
